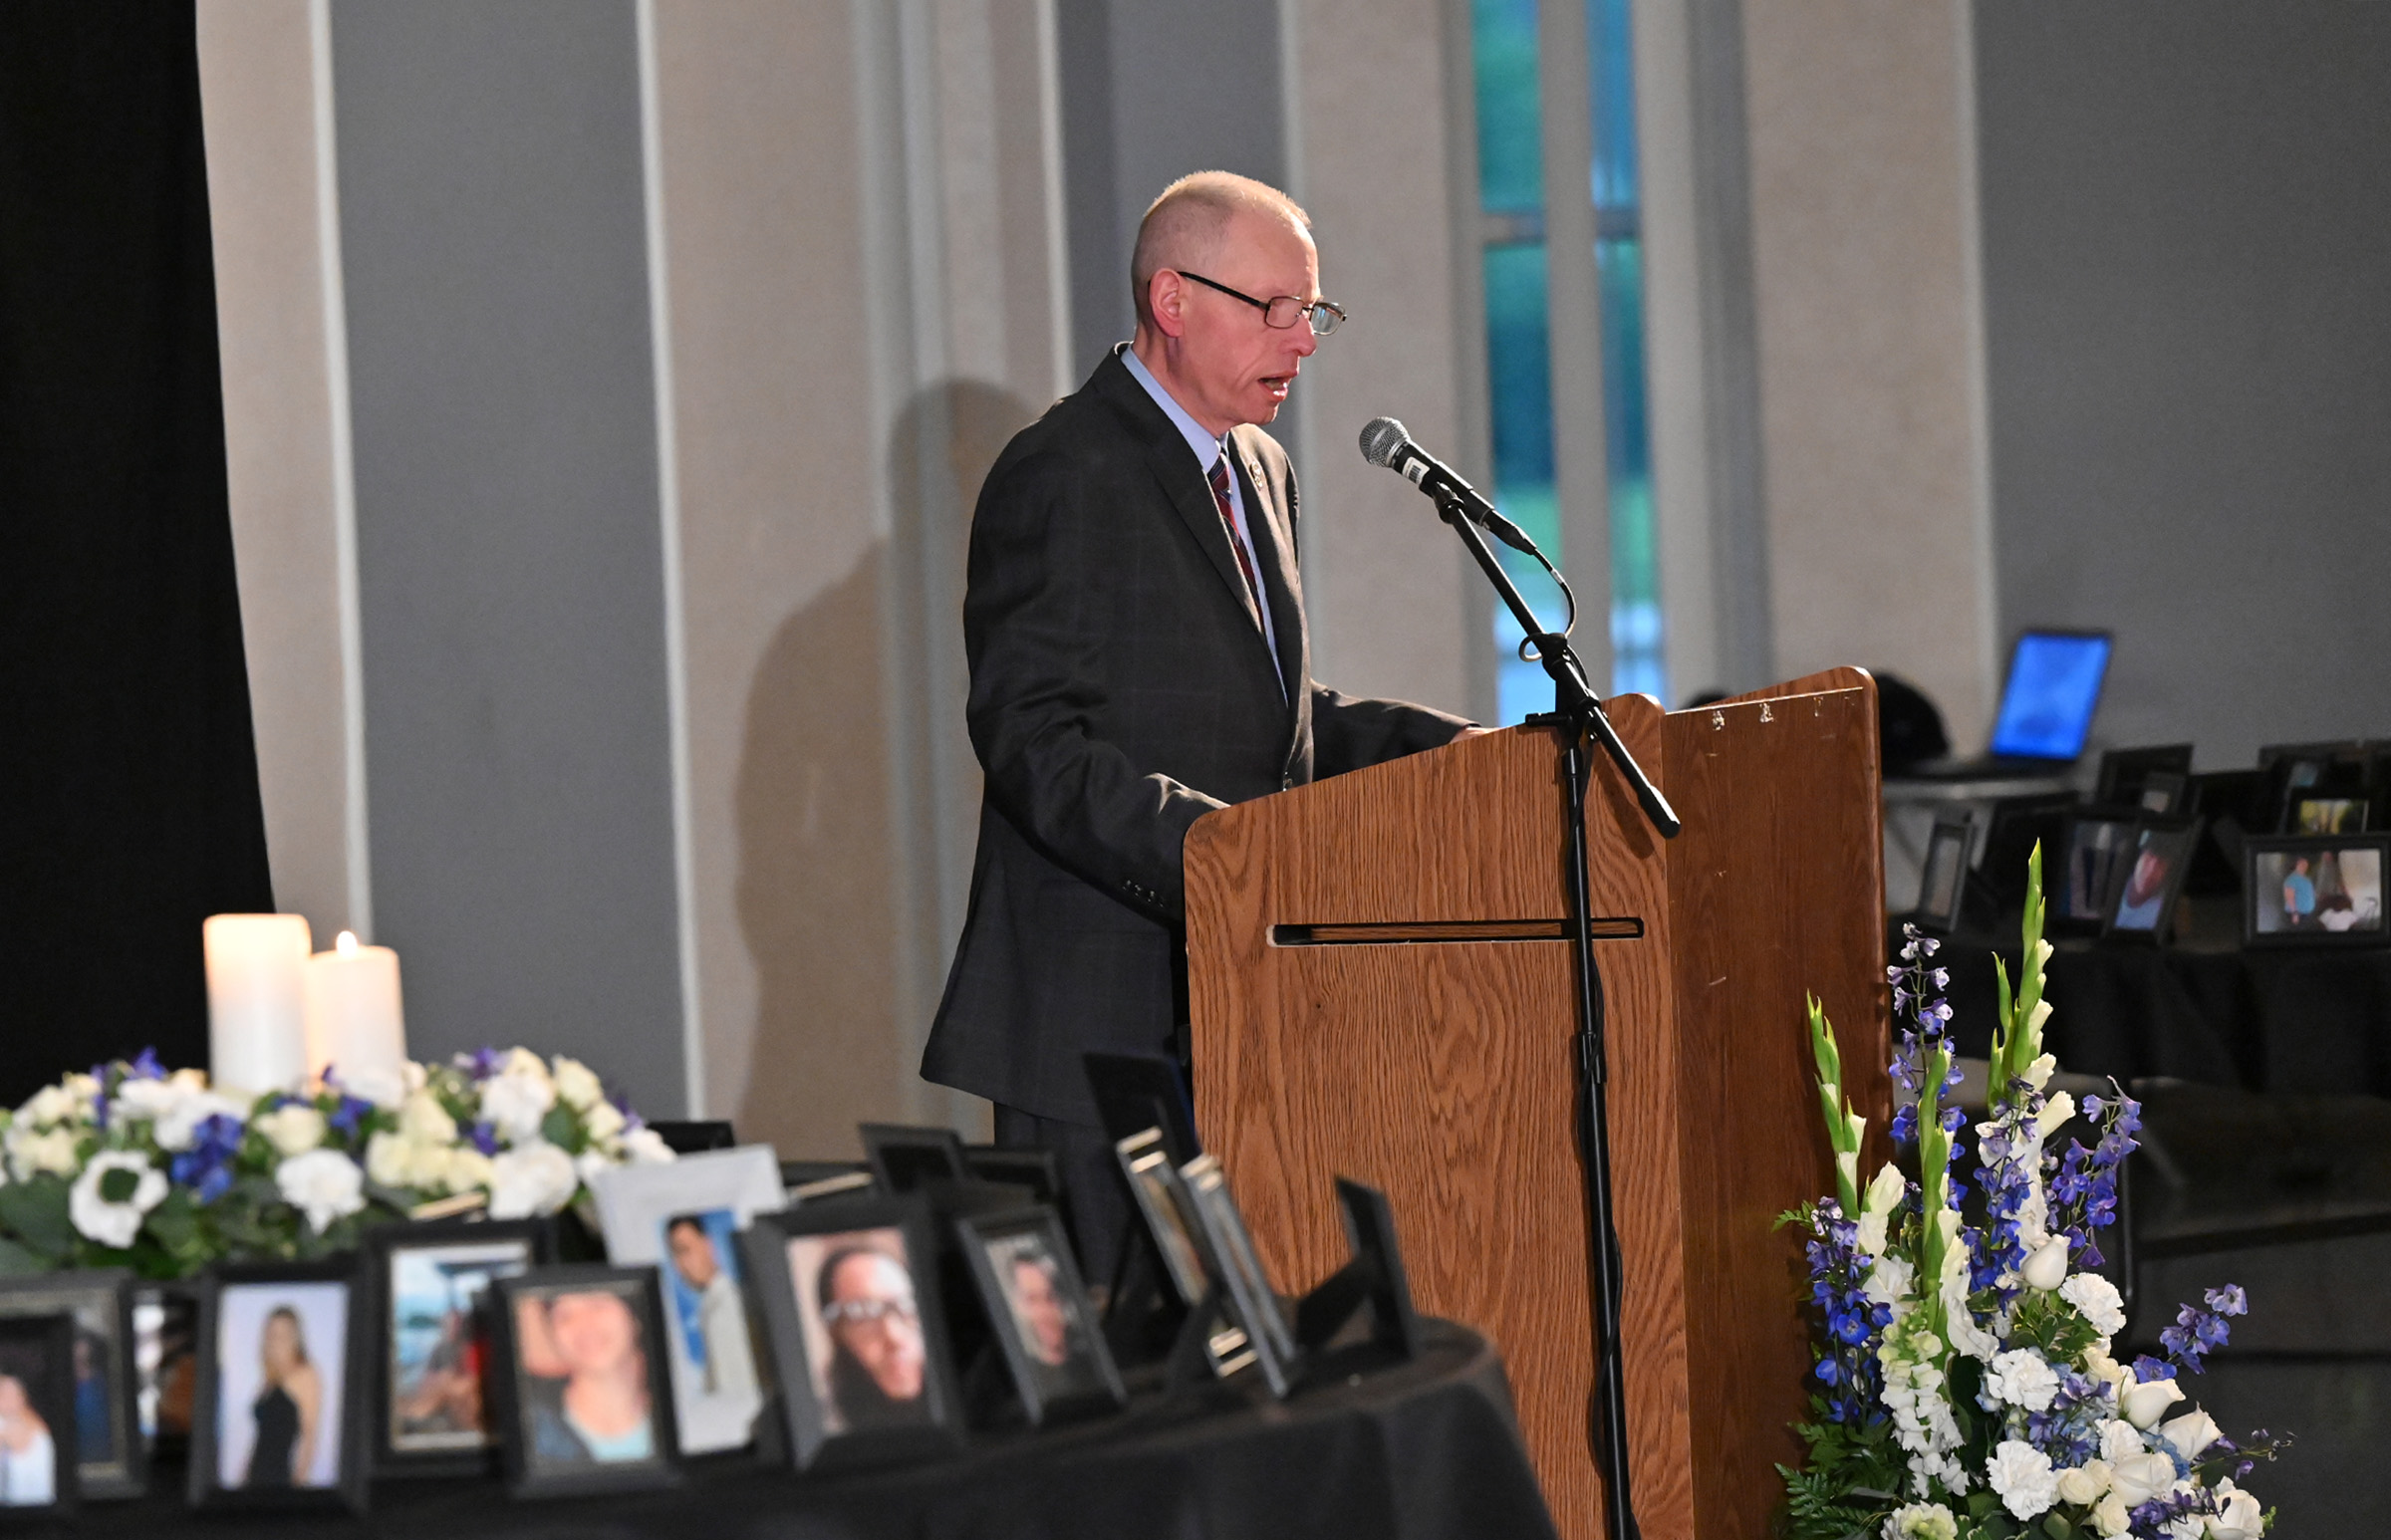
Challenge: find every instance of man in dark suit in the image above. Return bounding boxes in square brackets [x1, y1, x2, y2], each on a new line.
[920, 172, 1475, 1282]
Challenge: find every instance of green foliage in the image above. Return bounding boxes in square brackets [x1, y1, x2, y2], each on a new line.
[1777, 1462, 1888, 1540]
[0, 1177, 73, 1260]
[2005, 1291, 2098, 1363]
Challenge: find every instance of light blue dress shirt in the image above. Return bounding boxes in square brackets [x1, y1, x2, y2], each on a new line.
[1121, 346, 1285, 695]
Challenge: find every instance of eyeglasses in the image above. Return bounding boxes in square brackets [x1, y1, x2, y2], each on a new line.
[822, 1296, 918, 1330]
[1176, 271, 1346, 337]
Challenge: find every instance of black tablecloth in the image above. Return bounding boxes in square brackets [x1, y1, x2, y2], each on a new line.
[1947, 940, 2391, 1097]
[69, 1320, 1555, 1540]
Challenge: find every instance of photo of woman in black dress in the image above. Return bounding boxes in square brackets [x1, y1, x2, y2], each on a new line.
[244, 1307, 322, 1488]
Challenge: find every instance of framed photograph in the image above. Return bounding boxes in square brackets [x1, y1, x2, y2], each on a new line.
[0, 1271, 139, 1500]
[1909, 810, 1975, 932]
[361, 1218, 550, 1477]
[958, 1206, 1125, 1424]
[2259, 740, 2374, 833]
[2293, 795, 2369, 835]
[0, 1312, 79, 1514]
[1113, 1131, 1252, 1379]
[737, 1198, 962, 1472]
[2093, 743, 2193, 809]
[187, 1260, 366, 1512]
[486, 1266, 680, 1497]
[1175, 1155, 1297, 1398]
[2055, 811, 2139, 930]
[2246, 836, 2391, 946]
[131, 1287, 197, 1452]
[2101, 820, 2201, 941]
[1978, 792, 2078, 908]
[589, 1147, 784, 1455]
[858, 1125, 969, 1195]
[2136, 770, 2190, 817]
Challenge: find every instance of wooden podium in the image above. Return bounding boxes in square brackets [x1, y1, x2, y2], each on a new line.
[1183, 668, 1893, 1540]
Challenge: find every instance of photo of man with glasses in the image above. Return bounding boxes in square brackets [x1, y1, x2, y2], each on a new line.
[795, 1234, 930, 1435]
[922, 171, 1474, 1285]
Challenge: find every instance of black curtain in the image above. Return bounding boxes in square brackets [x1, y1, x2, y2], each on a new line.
[0, 4, 274, 1100]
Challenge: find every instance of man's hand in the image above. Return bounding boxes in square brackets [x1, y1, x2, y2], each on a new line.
[1456, 725, 1496, 739]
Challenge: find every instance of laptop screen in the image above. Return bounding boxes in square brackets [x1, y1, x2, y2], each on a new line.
[1987, 631, 2112, 761]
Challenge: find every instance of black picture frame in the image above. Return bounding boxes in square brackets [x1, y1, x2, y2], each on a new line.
[484, 1265, 681, 1498]
[0, 1270, 139, 1500]
[2100, 819, 2202, 942]
[2290, 794, 2370, 836]
[0, 1310, 80, 1516]
[2093, 743, 2193, 808]
[736, 1197, 964, 1472]
[1083, 1052, 1202, 1166]
[956, 1206, 1126, 1424]
[2258, 740, 2375, 833]
[2245, 835, 2391, 947]
[858, 1125, 969, 1195]
[1978, 791, 2079, 908]
[1334, 1178, 1424, 1359]
[1174, 1155, 1297, 1398]
[187, 1259, 368, 1513]
[1114, 1131, 1206, 1309]
[2053, 810, 2140, 932]
[360, 1217, 552, 1478]
[1909, 809, 1975, 932]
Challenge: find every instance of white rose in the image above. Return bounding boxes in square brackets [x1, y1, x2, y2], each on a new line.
[1987, 1349, 2062, 1412]
[500, 1048, 550, 1083]
[9, 1126, 81, 1181]
[2022, 1052, 2057, 1090]
[2054, 1459, 2110, 1505]
[398, 1092, 458, 1146]
[550, 1056, 604, 1112]
[487, 1141, 578, 1219]
[439, 1146, 494, 1196]
[2107, 1449, 2178, 1505]
[1987, 1438, 2058, 1519]
[110, 1076, 183, 1124]
[61, 1075, 100, 1118]
[2157, 1408, 2222, 1460]
[2037, 1091, 2077, 1139]
[254, 1104, 327, 1157]
[68, 1152, 167, 1248]
[2208, 1480, 2263, 1540]
[276, 1149, 367, 1233]
[153, 1091, 245, 1154]
[365, 1131, 416, 1189]
[19, 1085, 76, 1129]
[1882, 1502, 1958, 1540]
[580, 1098, 626, 1144]
[477, 1071, 555, 1144]
[618, 1126, 674, 1164]
[2019, 1235, 2071, 1291]
[2121, 1375, 2186, 1428]
[2061, 1272, 2128, 1337]
[2090, 1492, 2131, 1537]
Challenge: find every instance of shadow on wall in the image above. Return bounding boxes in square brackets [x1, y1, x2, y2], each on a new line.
[729, 379, 1036, 1157]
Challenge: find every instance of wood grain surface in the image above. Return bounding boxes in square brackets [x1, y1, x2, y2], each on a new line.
[1183, 675, 1887, 1540]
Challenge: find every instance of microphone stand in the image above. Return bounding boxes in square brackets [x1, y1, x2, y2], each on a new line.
[1436, 489, 1677, 1540]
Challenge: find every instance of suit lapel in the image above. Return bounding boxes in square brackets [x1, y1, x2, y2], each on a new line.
[1092, 352, 1268, 633]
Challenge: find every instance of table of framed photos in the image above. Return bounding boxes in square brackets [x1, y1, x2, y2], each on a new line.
[53, 1316, 1552, 1540]
[1946, 937, 2391, 1097]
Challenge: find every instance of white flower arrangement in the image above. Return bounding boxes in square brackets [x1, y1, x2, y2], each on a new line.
[1780, 847, 2286, 1540]
[0, 1046, 672, 1277]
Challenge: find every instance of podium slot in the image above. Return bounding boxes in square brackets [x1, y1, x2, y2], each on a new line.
[1268, 917, 1644, 945]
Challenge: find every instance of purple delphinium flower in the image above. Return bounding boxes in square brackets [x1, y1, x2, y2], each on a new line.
[169, 1114, 246, 1204]
[2159, 1288, 2246, 1375]
[2047, 1086, 2140, 1268]
[1798, 1199, 1890, 1424]
[328, 1094, 376, 1137]
[468, 1121, 500, 1156]
[464, 1048, 505, 1082]
[1887, 926, 1964, 1153]
[2022, 1366, 2107, 1467]
[90, 1063, 111, 1132]
[127, 1047, 165, 1081]
[2130, 1487, 2221, 1534]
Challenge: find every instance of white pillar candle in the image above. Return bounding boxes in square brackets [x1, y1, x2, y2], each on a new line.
[304, 931, 407, 1093]
[202, 913, 313, 1095]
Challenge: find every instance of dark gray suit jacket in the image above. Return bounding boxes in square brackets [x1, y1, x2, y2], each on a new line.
[919, 347, 1470, 1126]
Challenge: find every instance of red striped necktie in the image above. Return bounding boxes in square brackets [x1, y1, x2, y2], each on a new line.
[1207, 455, 1265, 627]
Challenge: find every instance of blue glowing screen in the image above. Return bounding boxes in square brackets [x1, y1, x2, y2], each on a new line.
[1988, 632, 2112, 761]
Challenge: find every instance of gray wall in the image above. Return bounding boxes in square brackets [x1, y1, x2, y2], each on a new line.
[333, 0, 685, 1106]
[1976, 5, 2391, 765]
[1058, 0, 1289, 379]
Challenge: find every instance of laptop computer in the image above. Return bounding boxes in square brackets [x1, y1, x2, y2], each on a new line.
[1897, 629, 2113, 782]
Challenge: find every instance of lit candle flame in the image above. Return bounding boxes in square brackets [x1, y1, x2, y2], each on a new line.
[336, 930, 359, 958]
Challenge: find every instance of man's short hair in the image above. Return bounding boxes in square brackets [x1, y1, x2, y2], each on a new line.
[1131, 171, 1312, 326]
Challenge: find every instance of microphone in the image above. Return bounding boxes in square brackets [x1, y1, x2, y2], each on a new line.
[1358, 417, 1539, 556]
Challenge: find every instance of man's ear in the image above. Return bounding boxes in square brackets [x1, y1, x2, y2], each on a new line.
[1147, 270, 1188, 339]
